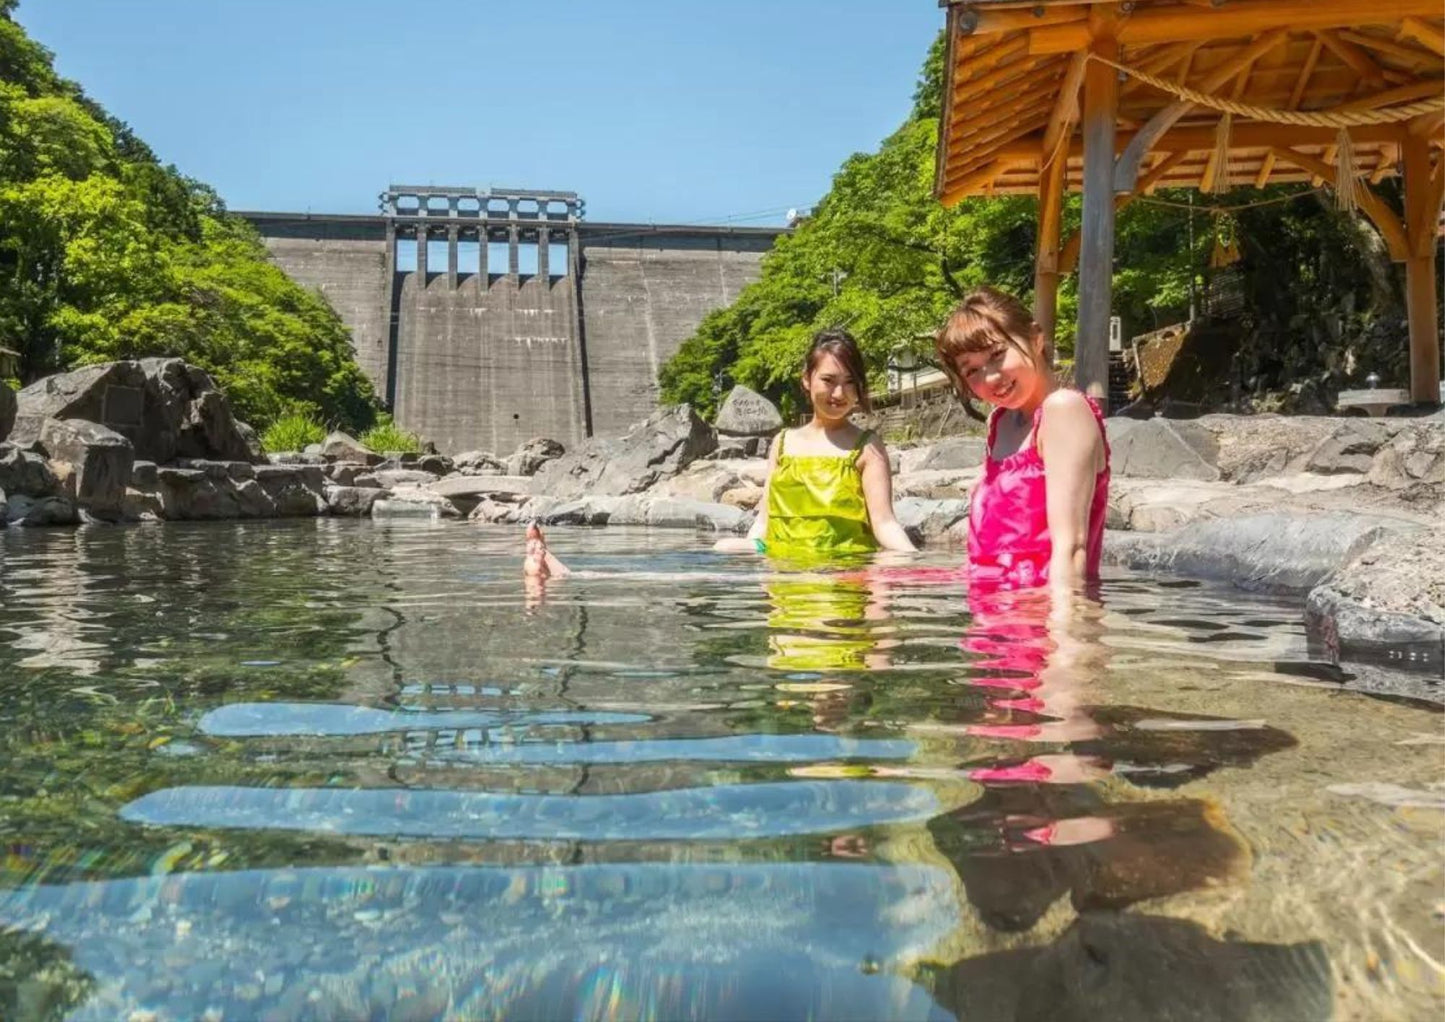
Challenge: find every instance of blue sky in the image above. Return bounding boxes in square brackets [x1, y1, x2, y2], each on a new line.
[15, 1, 943, 225]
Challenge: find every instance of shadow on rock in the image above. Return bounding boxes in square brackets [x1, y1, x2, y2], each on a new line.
[929, 788, 1248, 933]
[931, 912, 1331, 1022]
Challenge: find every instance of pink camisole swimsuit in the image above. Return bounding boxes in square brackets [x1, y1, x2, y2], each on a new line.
[967, 393, 1111, 591]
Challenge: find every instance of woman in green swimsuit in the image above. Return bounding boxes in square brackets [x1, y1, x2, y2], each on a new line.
[524, 329, 915, 582]
[715, 328, 916, 559]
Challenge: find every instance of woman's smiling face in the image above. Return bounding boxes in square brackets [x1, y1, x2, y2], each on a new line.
[953, 330, 1044, 409]
[803, 351, 860, 421]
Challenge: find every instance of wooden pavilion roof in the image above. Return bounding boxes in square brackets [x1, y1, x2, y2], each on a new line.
[936, 0, 1445, 203]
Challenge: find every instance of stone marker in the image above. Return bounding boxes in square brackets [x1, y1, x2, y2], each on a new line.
[715, 385, 782, 436]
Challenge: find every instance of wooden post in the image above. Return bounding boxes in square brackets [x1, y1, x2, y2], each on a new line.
[1402, 135, 1441, 405]
[1034, 150, 1066, 362]
[1077, 11, 1118, 406]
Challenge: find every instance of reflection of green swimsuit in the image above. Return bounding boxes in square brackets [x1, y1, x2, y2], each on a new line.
[761, 429, 878, 560]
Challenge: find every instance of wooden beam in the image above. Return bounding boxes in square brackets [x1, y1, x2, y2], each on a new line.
[999, 122, 1408, 163]
[1034, 147, 1067, 356]
[1077, 8, 1118, 406]
[958, 4, 1094, 38]
[1028, 1, 1445, 54]
[1316, 30, 1392, 88]
[1371, 144, 1400, 183]
[1269, 146, 1411, 259]
[1256, 38, 1324, 187]
[1041, 51, 1088, 166]
[1399, 17, 1445, 58]
[1401, 133, 1441, 403]
[939, 158, 1032, 206]
[1411, 111, 1445, 137]
[1334, 78, 1445, 113]
[1339, 29, 1445, 69]
[1115, 29, 1289, 193]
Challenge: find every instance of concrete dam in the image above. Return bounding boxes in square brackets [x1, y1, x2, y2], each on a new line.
[241, 186, 783, 454]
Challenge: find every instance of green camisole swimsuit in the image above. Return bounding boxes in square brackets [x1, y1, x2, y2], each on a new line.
[761, 428, 878, 560]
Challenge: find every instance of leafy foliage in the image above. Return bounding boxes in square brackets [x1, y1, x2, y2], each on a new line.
[662, 31, 1426, 416]
[0, 8, 378, 430]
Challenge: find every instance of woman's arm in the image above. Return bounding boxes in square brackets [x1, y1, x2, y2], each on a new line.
[1038, 390, 1103, 593]
[859, 437, 918, 553]
[713, 430, 781, 553]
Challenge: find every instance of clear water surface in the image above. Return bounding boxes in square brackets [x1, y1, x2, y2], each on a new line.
[0, 519, 1440, 1020]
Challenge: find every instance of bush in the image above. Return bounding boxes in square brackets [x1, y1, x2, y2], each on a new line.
[359, 418, 421, 454]
[261, 410, 325, 453]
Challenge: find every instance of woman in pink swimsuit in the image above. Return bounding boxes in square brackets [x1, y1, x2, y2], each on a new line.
[936, 286, 1110, 594]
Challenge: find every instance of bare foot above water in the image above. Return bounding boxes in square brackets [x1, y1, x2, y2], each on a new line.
[523, 523, 570, 580]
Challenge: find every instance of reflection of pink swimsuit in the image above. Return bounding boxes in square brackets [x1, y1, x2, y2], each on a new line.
[967, 394, 1110, 590]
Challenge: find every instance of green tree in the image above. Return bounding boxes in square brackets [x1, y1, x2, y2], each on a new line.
[0, 5, 377, 430]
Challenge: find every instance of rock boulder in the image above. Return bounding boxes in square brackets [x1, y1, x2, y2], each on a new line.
[715, 385, 782, 436]
[321, 431, 381, 465]
[505, 437, 565, 476]
[38, 418, 134, 518]
[11, 359, 256, 464]
[1106, 418, 1219, 481]
[532, 404, 716, 498]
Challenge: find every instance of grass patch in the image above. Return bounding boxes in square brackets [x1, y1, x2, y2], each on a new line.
[359, 418, 422, 454]
[260, 411, 326, 453]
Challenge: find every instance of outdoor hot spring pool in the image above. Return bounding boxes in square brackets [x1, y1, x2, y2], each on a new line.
[0, 519, 1440, 1020]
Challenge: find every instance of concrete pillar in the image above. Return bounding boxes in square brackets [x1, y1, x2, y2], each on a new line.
[416, 225, 429, 280]
[508, 225, 520, 281]
[1076, 10, 1119, 407]
[537, 227, 550, 281]
[568, 228, 593, 437]
[446, 226, 459, 290]
[382, 220, 399, 409]
[479, 228, 490, 287]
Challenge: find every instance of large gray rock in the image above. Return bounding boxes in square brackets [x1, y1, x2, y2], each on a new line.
[1305, 528, 1445, 676]
[901, 437, 986, 474]
[11, 359, 256, 464]
[4, 493, 78, 527]
[320, 431, 380, 465]
[324, 484, 386, 517]
[374, 468, 436, 489]
[1106, 418, 1219, 481]
[429, 474, 533, 500]
[532, 405, 716, 498]
[714, 385, 782, 436]
[505, 437, 565, 477]
[454, 449, 505, 476]
[894, 497, 970, 542]
[1303, 420, 1392, 475]
[253, 465, 327, 517]
[0, 383, 15, 442]
[641, 498, 752, 533]
[1103, 513, 1417, 593]
[38, 418, 134, 517]
[0, 443, 60, 497]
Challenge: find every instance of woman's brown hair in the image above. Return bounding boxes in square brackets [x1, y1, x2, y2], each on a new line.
[935, 286, 1041, 397]
[805, 328, 871, 412]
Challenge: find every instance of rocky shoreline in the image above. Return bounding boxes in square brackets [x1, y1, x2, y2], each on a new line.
[2, 365, 1440, 693]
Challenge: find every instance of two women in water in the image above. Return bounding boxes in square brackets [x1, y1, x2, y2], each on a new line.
[525, 284, 1111, 592]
